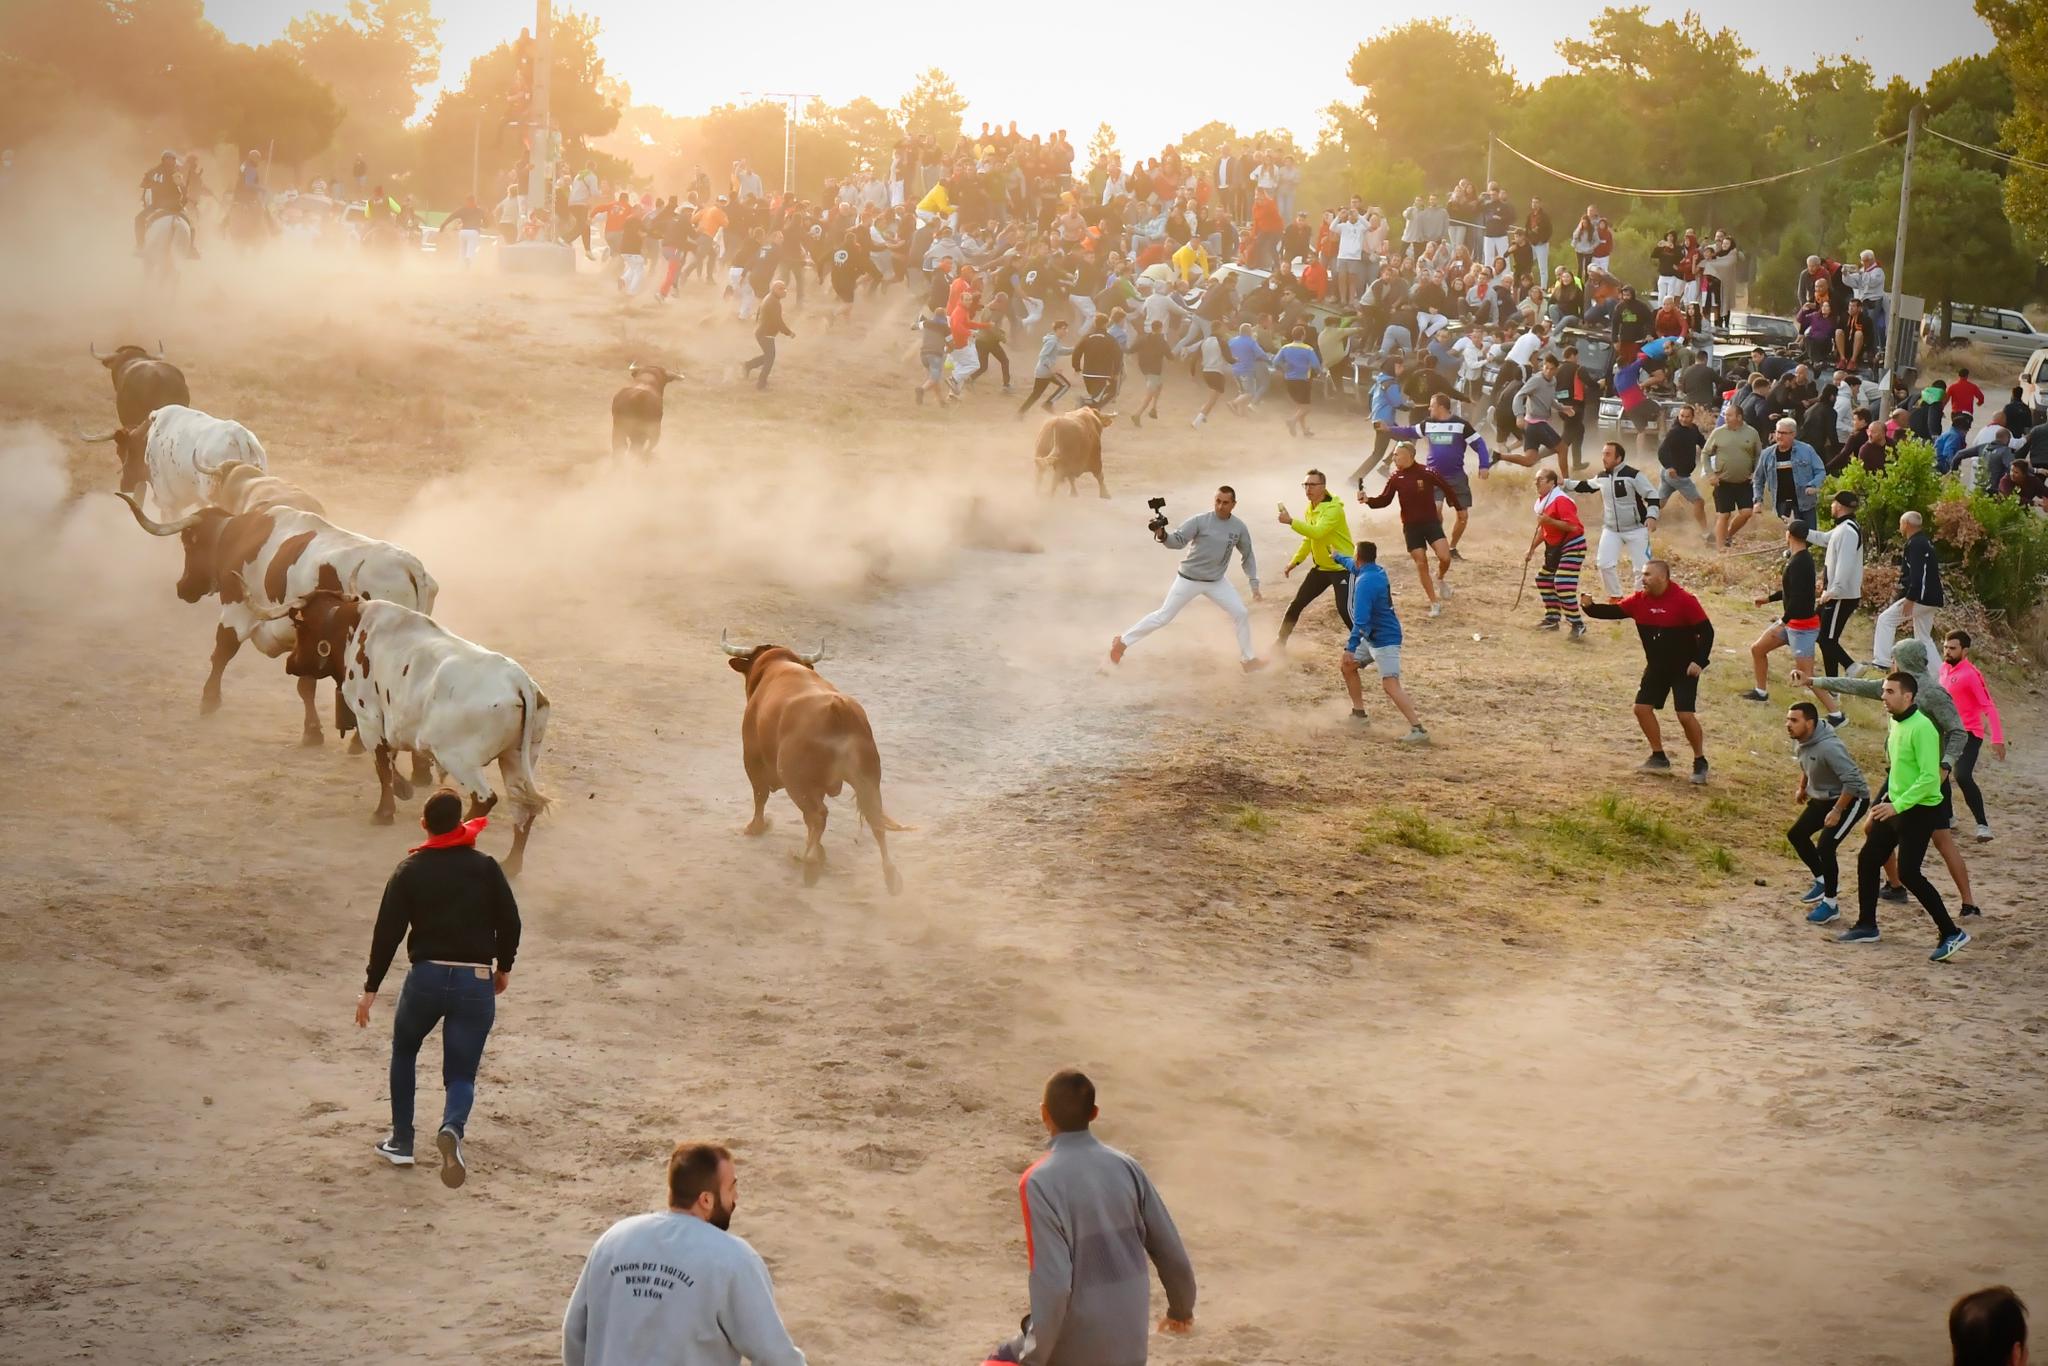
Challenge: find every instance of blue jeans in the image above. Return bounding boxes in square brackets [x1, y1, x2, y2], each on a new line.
[390, 962, 496, 1147]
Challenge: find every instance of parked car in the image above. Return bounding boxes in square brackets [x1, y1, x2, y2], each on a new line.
[1923, 303, 2047, 361]
[2019, 348, 2048, 416]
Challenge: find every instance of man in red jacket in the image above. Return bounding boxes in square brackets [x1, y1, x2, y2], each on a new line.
[1580, 560, 1716, 782]
[1944, 367, 1986, 421]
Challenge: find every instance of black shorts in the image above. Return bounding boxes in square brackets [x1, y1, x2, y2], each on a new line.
[1432, 471, 1473, 511]
[1202, 372, 1225, 393]
[1285, 378, 1312, 404]
[1404, 520, 1448, 552]
[1621, 399, 1664, 428]
[1636, 666, 1700, 712]
[1713, 481, 1754, 513]
[1523, 421, 1560, 449]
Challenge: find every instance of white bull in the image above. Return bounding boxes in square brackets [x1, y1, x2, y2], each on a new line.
[208, 460, 325, 516]
[117, 494, 436, 748]
[90, 404, 268, 516]
[281, 592, 553, 875]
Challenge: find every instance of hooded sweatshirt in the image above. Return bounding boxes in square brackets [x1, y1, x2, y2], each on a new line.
[1795, 718, 1868, 801]
[1812, 638, 1965, 769]
[1331, 556, 1401, 650]
[1808, 515, 1864, 599]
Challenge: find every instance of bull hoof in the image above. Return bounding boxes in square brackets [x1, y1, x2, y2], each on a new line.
[742, 818, 770, 837]
[885, 864, 904, 896]
[346, 735, 365, 755]
[200, 693, 222, 717]
[801, 858, 824, 887]
[391, 774, 415, 801]
[371, 809, 396, 826]
[301, 727, 324, 748]
[501, 856, 523, 879]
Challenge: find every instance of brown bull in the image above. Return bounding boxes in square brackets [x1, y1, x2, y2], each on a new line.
[1032, 407, 1112, 498]
[611, 362, 683, 456]
[721, 632, 908, 893]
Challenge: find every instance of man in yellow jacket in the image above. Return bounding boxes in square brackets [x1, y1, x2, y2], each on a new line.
[1275, 468, 1356, 649]
[916, 179, 953, 226]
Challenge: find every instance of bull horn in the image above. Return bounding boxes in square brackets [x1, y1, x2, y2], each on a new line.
[76, 424, 119, 443]
[718, 628, 753, 658]
[155, 338, 165, 358]
[240, 584, 291, 620]
[116, 489, 202, 537]
[794, 642, 826, 665]
[89, 341, 102, 360]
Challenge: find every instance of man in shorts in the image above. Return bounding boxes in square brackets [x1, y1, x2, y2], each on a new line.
[1129, 318, 1170, 426]
[1377, 392, 1490, 558]
[1741, 519, 1821, 702]
[1500, 353, 1568, 474]
[1360, 442, 1460, 617]
[1329, 540, 1429, 743]
[1702, 400, 1761, 549]
[1655, 402, 1711, 538]
[1580, 559, 1715, 783]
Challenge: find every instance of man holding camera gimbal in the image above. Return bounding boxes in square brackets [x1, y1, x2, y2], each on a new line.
[1110, 487, 1266, 672]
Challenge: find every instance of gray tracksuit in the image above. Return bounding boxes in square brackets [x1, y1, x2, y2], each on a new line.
[1796, 719, 1868, 800]
[1162, 511, 1259, 589]
[1020, 1131, 1196, 1366]
[1813, 639, 1966, 770]
[562, 1213, 805, 1366]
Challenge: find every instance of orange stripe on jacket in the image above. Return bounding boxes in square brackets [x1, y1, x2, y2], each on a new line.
[1018, 1156, 1048, 1267]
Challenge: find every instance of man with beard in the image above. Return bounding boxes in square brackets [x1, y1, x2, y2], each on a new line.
[562, 1143, 806, 1366]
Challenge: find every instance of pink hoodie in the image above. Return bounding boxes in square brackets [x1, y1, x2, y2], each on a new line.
[1941, 658, 2005, 743]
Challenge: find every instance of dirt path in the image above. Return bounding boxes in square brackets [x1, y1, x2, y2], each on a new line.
[2, 254, 2043, 1364]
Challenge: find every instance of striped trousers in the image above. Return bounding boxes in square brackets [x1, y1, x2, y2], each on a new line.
[1537, 535, 1586, 623]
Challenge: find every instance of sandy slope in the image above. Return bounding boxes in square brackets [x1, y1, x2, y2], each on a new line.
[1, 247, 2044, 1365]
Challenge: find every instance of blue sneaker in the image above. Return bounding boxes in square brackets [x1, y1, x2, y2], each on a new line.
[1797, 878, 1828, 905]
[1836, 924, 1881, 944]
[1930, 930, 1970, 963]
[1805, 900, 1840, 925]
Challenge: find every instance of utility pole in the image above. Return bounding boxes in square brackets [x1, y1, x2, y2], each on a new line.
[1485, 132, 1494, 188]
[1886, 104, 1919, 372]
[526, 0, 553, 234]
[746, 92, 818, 196]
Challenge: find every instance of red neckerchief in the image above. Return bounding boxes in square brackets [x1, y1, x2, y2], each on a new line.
[411, 817, 487, 852]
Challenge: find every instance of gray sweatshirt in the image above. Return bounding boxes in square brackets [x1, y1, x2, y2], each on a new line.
[1812, 640, 1965, 770]
[562, 1213, 805, 1366]
[1020, 1131, 1196, 1366]
[1036, 333, 1074, 378]
[1795, 719, 1868, 801]
[1807, 517, 1864, 600]
[1513, 371, 1562, 426]
[1162, 511, 1258, 589]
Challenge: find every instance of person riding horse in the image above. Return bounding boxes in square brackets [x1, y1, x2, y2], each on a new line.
[136, 150, 199, 258]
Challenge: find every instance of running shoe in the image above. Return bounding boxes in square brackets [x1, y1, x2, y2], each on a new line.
[1637, 752, 1673, 774]
[1241, 657, 1268, 673]
[1398, 726, 1430, 744]
[1960, 903, 1983, 918]
[437, 1125, 467, 1189]
[1797, 877, 1828, 904]
[1108, 637, 1126, 665]
[1439, 578, 1454, 599]
[1690, 757, 1710, 785]
[1569, 621, 1587, 641]
[1191, 412, 1205, 428]
[1805, 900, 1840, 925]
[1879, 883, 1908, 904]
[1427, 602, 1444, 618]
[375, 1137, 415, 1167]
[1930, 930, 1970, 963]
[1974, 823, 1993, 842]
[1350, 707, 1368, 720]
[1835, 924, 1881, 944]
[1536, 616, 1561, 631]
[1738, 688, 1770, 702]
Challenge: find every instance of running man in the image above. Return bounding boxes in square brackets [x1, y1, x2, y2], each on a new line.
[1330, 541, 1430, 742]
[1654, 402, 1711, 536]
[1784, 701, 1869, 927]
[1702, 401, 1761, 550]
[1129, 319, 1170, 427]
[1499, 353, 1568, 473]
[741, 280, 792, 390]
[1378, 392, 1491, 556]
[1580, 560, 1714, 783]
[1360, 442, 1459, 618]
[1940, 630, 2006, 842]
[1564, 440, 1661, 599]
[1111, 486, 1265, 672]
[1275, 326, 1324, 437]
[1806, 489, 1863, 719]
[1836, 671, 1970, 961]
[1274, 469, 1354, 650]
[1740, 519, 1822, 704]
[1525, 467, 1587, 638]
[1074, 316, 1123, 412]
[1017, 321, 1074, 414]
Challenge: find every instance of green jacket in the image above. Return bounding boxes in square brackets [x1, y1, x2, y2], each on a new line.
[1288, 494, 1355, 571]
[1886, 705, 1943, 810]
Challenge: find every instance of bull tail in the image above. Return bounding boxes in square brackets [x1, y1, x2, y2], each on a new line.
[502, 680, 553, 824]
[834, 710, 911, 839]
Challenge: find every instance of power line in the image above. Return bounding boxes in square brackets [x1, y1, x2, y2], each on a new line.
[1490, 132, 1904, 198]
[1923, 125, 2048, 173]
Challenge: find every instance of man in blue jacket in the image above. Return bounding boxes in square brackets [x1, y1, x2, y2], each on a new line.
[1752, 417, 1826, 523]
[1330, 541, 1429, 743]
[1347, 359, 1406, 486]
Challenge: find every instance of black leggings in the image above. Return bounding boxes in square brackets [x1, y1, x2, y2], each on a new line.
[1855, 801, 1957, 936]
[1816, 598, 1858, 678]
[975, 338, 1011, 386]
[1953, 733, 1988, 826]
[1278, 567, 1354, 642]
[1018, 374, 1070, 410]
[1787, 795, 1867, 897]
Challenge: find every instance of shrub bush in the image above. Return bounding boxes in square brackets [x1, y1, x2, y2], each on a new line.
[1821, 439, 1943, 553]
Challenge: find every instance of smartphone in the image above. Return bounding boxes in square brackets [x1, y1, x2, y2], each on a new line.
[1277, 502, 1287, 516]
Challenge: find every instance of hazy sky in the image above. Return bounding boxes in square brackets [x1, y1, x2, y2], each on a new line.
[207, 0, 1997, 156]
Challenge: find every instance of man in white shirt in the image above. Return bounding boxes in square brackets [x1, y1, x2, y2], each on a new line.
[1843, 249, 1888, 351]
[563, 1142, 806, 1366]
[1333, 211, 1368, 305]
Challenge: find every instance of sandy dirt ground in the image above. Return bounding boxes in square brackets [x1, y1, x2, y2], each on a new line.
[2, 240, 2045, 1366]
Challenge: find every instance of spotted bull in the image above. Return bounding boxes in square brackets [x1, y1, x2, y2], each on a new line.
[611, 362, 683, 456]
[88, 341, 189, 429]
[278, 591, 552, 875]
[87, 404, 266, 516]
[208, 460, 325, 517]
[117, 493, 436, 747]
[721, 631, 909, 893]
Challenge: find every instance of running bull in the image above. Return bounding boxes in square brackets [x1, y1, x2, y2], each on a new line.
[721, 632, 909, 893]
[86, 341, 189, 429]
[611, 362, 683, 457]
[117, 494, 436, 746]
[86, 403, 266, 516]
[277, 589, 552, 875]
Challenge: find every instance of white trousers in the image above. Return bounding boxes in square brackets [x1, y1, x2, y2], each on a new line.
[1597, 526, 1652, 598]
[1872, 597, 1935, 667]
[1121, 574, 1254, 661]
[458, 228, 480, 264]
[1483, 234, 1508, 263]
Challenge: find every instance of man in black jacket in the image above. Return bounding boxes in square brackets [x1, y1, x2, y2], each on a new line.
[1740, 519, 1821, 701]
[360, 790, 522, 1188]
[1609, 284, 1654, 363]
[743, 280, 794, 390]
[1872, 510, 1941, 669]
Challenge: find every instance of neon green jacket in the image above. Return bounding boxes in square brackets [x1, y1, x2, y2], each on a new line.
[1886, 705, 1942, 811]
[1288, 494, 1355, 571]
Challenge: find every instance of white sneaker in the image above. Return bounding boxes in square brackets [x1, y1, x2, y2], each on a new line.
[1438, 578, 1454, 600]
[1191, 412, 1205, 428]
[374, 1137, 414, 1166]
[1975, 823, 1993, 842]
[437, 1125, 467, 1189]
[1428, 601, 1444, 618]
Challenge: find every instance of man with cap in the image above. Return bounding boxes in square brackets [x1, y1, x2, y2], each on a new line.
[1752, 417, 1826, 525]
[1740, 518, 1823, 704]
